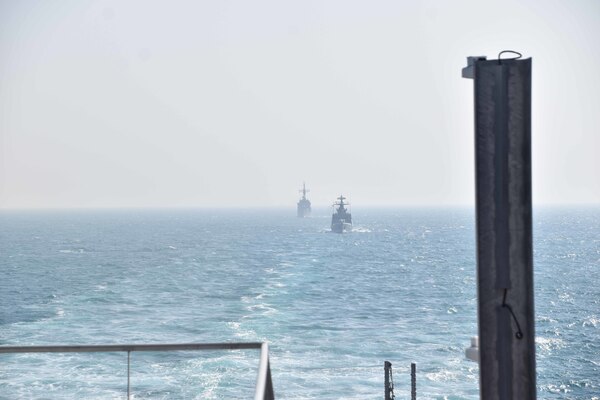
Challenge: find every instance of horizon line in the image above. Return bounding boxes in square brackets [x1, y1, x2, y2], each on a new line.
[1, 202, 598, 212]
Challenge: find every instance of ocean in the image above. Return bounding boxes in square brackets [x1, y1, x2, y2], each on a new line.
[0, 207, 598, 399]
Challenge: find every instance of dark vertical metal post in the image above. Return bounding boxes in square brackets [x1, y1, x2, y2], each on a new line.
[384, 361, 392, 400]
[462, 55, 536, 399]
[411, 363, 416, 400]
[264, 359, 274, 400]
[127, 350, 131, 400]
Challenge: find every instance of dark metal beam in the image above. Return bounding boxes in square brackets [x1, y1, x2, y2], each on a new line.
[463, 54, 536, 400]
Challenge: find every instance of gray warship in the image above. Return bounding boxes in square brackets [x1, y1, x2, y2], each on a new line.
[297, 183, 311, 217]
[331, 195, 352, 233]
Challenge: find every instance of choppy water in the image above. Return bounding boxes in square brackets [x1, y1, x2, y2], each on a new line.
[0, 207, 598, 399]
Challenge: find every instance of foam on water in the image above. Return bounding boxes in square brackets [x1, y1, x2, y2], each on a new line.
[0, 207, 599, 399]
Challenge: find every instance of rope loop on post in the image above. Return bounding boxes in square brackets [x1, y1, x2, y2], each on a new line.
[498, 50, 522, 63]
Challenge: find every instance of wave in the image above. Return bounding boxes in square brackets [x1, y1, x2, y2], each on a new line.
[536, 336, 565, 354]
[58, 249, 86, 254]
[425, 368, 460, 382]
[582, 316, 599, 328]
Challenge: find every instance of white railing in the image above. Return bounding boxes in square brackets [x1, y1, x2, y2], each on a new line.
[0, 341, 274, 399]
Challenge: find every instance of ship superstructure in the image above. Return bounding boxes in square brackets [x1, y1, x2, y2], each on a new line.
[331, 195, 352, 233]
[297, 183, 311, 218]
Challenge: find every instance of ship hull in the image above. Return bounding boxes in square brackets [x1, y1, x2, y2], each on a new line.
[297, 207, 311, 218]
[297, 198, 311, 218]
[331, 221, 352, 233]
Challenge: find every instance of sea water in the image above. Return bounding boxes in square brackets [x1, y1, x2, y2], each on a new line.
[0, 207, 598, 399]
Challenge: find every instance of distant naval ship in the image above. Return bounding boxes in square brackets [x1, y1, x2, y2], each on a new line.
[297, 183, 311, 218]
[331, 195, 352, 233]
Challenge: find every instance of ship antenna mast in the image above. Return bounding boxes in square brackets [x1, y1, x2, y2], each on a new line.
[299, 182, 310, 200]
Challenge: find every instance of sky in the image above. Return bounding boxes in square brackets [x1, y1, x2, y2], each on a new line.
[1, 0, 599, 209]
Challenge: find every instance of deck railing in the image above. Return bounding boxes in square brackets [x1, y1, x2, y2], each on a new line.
[0, 342, 274, 399]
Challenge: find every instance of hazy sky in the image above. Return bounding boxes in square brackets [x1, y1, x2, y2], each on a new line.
[1, 0, 599, 208]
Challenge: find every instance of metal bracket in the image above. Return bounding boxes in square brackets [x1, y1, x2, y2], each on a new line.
[462, 56, 487, 79]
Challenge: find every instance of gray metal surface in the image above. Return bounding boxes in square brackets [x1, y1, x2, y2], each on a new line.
[256, 343, 275, 400]
[384, 361, 393, 400]
[463, 55, 536, 399]
[0, 342, 263, 353]
[0, 342, 274, 400]
[411, 363, 416, 400]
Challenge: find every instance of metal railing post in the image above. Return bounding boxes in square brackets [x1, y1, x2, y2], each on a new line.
[411, 363, 416, 400]
[384, 361, 392, 400]
[255, 342, 274, 400]
[127, 350, 131, 400]
[265, 358, 274, 400]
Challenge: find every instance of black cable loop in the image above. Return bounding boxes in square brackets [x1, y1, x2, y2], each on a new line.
[502, 289, 524, 339]
[498, 50, 522, 63]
